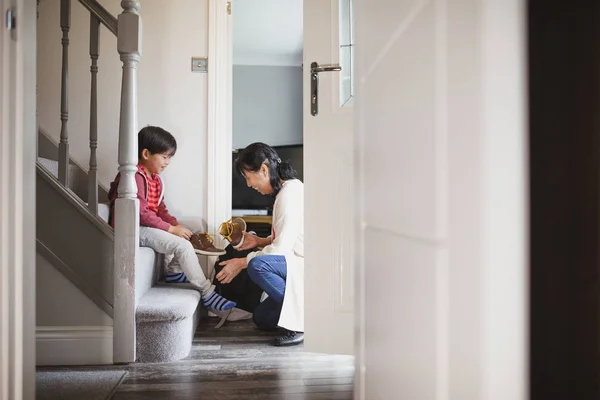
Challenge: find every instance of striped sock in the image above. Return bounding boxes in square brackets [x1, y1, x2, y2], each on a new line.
[166, 272, 189, 283]
[202, 291, 236, 311]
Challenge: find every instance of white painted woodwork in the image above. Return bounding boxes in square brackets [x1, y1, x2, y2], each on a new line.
[207, 0, 233, 248]
[36, 326, 113, 366]
[303, 0, 354, 355]
[0, 0, 37, 397]
[113, 0, 142, 364]
[88, 14, 100, 215]
[78, 0, 118, 35]
[58, 0, 71, 186]
[353, 0, 528, 399]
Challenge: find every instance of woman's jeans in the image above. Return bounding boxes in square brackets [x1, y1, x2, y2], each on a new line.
[247, 255, 287, 330]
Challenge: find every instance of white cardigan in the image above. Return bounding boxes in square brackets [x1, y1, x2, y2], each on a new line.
[246, 179, 304, 332]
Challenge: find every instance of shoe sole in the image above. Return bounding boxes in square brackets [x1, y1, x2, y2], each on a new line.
[231, 235, 245, 250]
[222, 218, 247, 250]
[211, 309, 233, 328]
[273, 338, 304, 347]
[194, 249, 226, 256]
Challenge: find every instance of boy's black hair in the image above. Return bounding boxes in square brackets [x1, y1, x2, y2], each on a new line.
[138, 126, 177, 159]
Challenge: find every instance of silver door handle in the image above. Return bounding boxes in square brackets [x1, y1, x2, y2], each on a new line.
[310, 62, 342, 116]
[311, 63, 342, 74]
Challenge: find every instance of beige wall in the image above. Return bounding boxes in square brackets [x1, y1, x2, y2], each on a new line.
[38, 0, 209, 219]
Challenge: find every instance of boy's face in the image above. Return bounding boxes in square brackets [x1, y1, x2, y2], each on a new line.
[140, 149, 173, 175]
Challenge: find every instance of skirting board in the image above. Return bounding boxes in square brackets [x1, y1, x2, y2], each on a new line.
[36, 326, 113, 366]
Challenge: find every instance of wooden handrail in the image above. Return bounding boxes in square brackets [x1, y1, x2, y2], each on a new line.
[77, 0, 118, 36]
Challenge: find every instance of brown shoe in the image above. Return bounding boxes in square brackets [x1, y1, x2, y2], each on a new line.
[189, 233, 226, 256]
[219, 218, 247, 249]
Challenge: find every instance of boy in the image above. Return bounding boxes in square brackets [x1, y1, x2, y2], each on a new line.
[108, 126, 236, 312]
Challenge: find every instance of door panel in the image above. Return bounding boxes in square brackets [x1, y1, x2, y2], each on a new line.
[304, 0, 355, 355]
[362, 4, 440, 239]
[365, 228, 439, 400]
[355, 0, 528, 398]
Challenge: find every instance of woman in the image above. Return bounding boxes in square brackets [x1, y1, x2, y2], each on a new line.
[216, 142, 304, 346]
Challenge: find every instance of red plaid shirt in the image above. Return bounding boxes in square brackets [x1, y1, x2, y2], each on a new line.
[139, 164, 161, 213]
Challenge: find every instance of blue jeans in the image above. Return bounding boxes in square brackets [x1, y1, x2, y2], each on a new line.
[247, 255, 287, 330]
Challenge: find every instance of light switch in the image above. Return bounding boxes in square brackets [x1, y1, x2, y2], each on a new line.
[191, 57, 208, 73]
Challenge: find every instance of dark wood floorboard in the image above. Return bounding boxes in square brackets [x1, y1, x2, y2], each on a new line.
[39, 318, 355, 400]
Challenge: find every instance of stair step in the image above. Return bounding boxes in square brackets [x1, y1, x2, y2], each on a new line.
[37, 157, 60, 177]
[38, 157, 112, 223]
[98, 203, 110, 223]
[136, 285, 202, 363]
[136, 247, 158, 304]
[37, 157, 80, 177]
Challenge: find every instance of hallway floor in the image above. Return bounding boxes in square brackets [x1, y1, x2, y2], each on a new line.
[116, 317, 355, 399]
[40, 318, 355, 400]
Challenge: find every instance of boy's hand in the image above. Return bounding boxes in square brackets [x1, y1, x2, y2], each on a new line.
[169, 225, 193, 240]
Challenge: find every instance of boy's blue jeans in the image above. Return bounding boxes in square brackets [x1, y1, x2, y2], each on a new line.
[247, 255, 287, 330]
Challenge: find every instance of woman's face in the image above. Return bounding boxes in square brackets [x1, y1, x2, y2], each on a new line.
[243, 163, 273, 195]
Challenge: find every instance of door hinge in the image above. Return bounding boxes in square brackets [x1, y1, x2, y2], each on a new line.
[227, 1, 231, 15]
[6, 8, 16, 31]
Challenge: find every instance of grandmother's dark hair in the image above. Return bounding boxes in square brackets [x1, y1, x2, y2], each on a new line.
[235, 142, 298, 196]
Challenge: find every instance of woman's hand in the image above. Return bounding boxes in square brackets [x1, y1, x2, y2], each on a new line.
[237, 232, 271, 251]
[216, 257, 247, 284]
[237, 232, 260, 250]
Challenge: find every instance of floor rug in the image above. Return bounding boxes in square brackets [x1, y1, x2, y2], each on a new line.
[36, 370, 127, 400]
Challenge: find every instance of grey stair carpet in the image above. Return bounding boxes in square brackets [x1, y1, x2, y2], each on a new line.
[98, 203, 110, 223]
[37, 157, 87, 202]
[136, 247, 159, 305]
[136, 285, 202, 363]
[36, 370, 127, 400]
[37, 157, 59, 177]
[37, 157, 80, 185]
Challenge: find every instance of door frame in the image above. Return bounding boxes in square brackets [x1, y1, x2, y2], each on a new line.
[0, 0, 37, 398]
[206, 0, 233, 243]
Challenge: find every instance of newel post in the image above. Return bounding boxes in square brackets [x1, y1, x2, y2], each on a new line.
[113, 0, 142, 364]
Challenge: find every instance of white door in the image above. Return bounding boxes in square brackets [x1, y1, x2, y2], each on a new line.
[353, 1, 528, 399]
[303, 0, 355, 355]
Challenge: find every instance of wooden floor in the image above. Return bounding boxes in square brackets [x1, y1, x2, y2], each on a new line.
[43, 318, 355, 400]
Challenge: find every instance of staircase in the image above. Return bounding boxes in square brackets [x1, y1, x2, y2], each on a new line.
[36, 0, 204, 364]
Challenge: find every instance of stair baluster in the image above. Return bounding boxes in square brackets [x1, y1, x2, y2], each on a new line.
[58, 0, 70, 186]
[88, 15, 100, 215]
[113, 0, 142, 364]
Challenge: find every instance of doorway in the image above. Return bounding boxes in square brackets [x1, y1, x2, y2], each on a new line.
[215, 0, 357, 356]
[230, 0, 304, 231]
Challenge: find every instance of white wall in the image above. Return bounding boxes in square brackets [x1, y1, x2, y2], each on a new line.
[37, 0, 210, 219]
[232, 0, 303, 66]
[233, 65, 303, 148]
